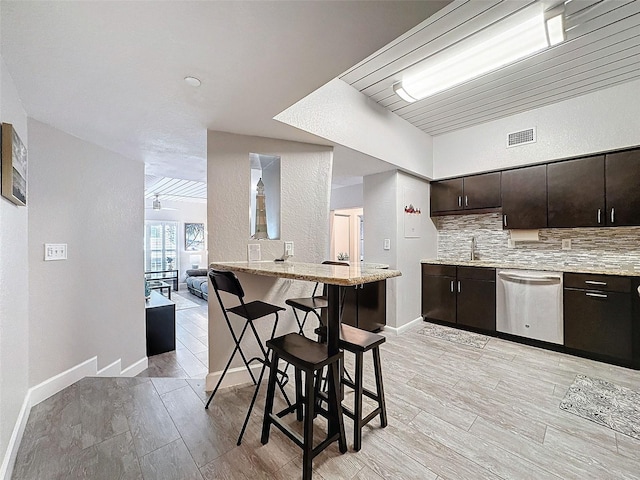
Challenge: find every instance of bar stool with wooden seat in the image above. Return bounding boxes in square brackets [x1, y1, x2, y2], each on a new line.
[204, 269, 290, 412]
[261, 333, 347, 480]
[316, 323, 387, 451]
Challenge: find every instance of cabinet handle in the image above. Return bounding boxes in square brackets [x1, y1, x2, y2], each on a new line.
[611, 208, 615, 223]
[503, 215, 508, 227]
[450, 280, 454, 293]
[586, 292, 608, 299]
[585, 280, 607, 286]
[597, 208, 601, 224]
[458, 196, 462, 207]
[465, 195, 469, 207]
[457, 281, 461, 293]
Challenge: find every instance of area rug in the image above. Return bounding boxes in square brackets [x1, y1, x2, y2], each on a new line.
[560, 374, 640, 440]
[418, 323, 490, 349]
[171, 292, 200, 310]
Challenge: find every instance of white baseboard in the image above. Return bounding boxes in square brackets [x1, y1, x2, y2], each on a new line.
[29, 357, 98, 406]
[0, 391, 31, 480]
[205, 364, 262, 392]
[383, 316, 424, 336]
[121, 357, 148, 377]
[97, 359, 122, 377]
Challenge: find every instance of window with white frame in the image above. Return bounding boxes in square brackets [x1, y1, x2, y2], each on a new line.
[144, 221, 178, 271]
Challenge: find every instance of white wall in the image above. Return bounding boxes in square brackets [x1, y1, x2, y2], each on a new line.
[433, 78, 640, 178]
[27, 119, 146, 385]
[330, 183, 363, 211]
[206, 130, 333, 388]
[0, 55, 29, 475]
[144, 199, 208, 281]
[363, 170, 436, 329]
[275, 78, 434, 179]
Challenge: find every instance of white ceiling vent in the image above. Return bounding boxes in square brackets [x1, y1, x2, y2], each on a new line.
[507, 128, 536, 148]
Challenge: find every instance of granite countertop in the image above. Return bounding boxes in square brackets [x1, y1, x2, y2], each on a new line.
[209, 261, 401, 286]
[420, 259, 640, 277]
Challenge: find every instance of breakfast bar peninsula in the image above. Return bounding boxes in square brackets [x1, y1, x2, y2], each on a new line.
[207, 260, 401, 356]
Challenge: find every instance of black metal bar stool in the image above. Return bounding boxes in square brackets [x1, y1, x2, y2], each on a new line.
[285, 261, 349, 336]
[204, 269, 290, 424]
[316, 324, 387, 451]
[261, 333, 347, 480]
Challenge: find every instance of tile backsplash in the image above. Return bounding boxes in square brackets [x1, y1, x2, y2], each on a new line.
[434, 213, 640, 271]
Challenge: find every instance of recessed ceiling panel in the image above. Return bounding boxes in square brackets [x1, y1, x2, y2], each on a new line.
[341, 0, 640, 136]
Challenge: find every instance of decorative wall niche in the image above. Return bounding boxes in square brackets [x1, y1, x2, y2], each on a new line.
[249, 153, 280, 240]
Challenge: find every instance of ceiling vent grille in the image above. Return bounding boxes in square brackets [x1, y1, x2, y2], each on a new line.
[507, 127, 536, 148]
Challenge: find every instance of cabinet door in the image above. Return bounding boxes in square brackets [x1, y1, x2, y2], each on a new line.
[501, 164, 547, 229]
[341, 285, 358, 328]
[548, 156, 605, 228]
[463, 172, 501, 210]
[422, 275, 456, 323]
[456, 279, 496, 331]
[357, 280, 386, 332]
[564, 289, 633, 361]
[606, 149, 640, 226]
[431, 178, 463, 214]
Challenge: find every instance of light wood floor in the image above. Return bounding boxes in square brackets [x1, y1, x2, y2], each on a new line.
[12, 306, 640, 479]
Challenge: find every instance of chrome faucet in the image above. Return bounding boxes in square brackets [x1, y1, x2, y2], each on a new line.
[470, 236, 477, 261]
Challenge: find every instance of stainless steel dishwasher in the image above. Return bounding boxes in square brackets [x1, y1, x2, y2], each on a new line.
[496, 269, 564, 344]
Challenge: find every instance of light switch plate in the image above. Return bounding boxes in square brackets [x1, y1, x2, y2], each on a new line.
[45, 243, 67, 261]
[562, 239, 572, 250]
[383, 239, 391, 250]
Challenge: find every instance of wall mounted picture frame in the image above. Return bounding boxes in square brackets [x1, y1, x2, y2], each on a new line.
[185, 222, 205, 251]
[1, 123, 27, 206]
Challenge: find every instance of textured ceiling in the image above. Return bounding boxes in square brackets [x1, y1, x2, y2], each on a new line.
[0, 1, 449, 183]
[342, 0, 640, 136]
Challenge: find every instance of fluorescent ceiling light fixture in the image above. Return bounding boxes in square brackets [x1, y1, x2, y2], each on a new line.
[394, 3, 565, 102]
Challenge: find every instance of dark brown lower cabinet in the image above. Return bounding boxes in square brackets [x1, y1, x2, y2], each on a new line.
[422, 264, 495, 331]
[421, 272, 456, 323]
[564, 273, 633, 362]
[457, 278, 496, 331]
[340, 280, 386, 332]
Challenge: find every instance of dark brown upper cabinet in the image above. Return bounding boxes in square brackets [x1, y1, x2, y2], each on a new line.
[430, 178, 463, 214]
[462, 172, 501, 210]
[501, 164, 547, 229]
[547, 156, 605, 228]
[431, 172, 500, 215]
[605, 149, 640, 226]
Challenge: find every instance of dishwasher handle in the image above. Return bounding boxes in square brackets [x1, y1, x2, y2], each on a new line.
[498, 271, 562, 283]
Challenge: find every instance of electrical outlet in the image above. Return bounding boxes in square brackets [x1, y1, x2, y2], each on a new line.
[44, 243, 67, 261]
[507, 239, 515, 249]
[284, 241, 294, 256]
[383, 239, 391, 250]
[562, 239, 572, 250]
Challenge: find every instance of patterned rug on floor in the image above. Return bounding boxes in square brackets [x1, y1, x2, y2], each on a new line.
[418, 323, 490, 349]
[560, 374, 640, 440]
[171, 292, 201, 310]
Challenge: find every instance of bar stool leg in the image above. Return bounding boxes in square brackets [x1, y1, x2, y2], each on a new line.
[261, 352, 279, 445]
[329, 361, 347, 454]
[295, 369, 303, 421]
[353, 351, 364, 451]
[373, 347, 388, 428]
[302, 371, 315, 480]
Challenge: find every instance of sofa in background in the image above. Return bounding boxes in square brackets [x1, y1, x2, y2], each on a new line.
[185, 269, 208, 300]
